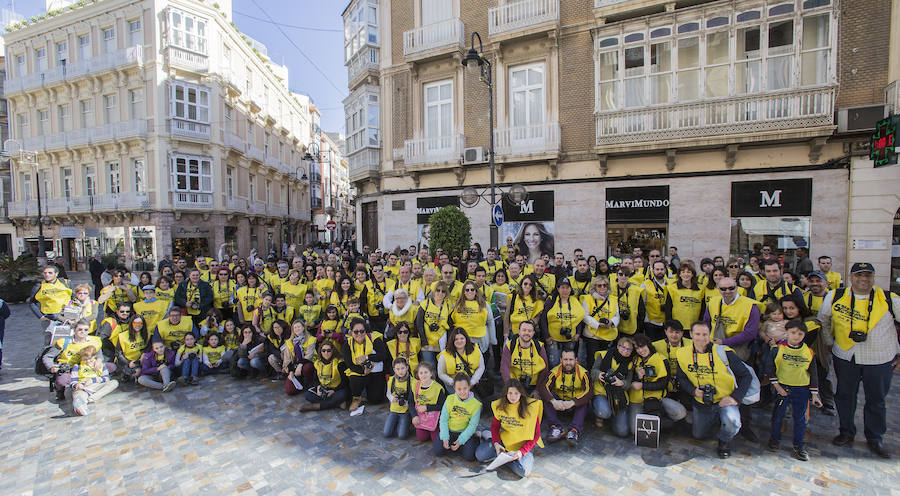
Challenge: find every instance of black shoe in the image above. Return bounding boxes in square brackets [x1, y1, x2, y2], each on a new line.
[740, 427, 759, 443]
[717, 440, 731, 459]
[565, 428, 579, 447]
[55, 388, 66, 401]
[767, 438, 779, 452]
[793, 445, 809, 461]
[868, 440, 891, 459]
[832, 433, 854, 446]
[821, 405, 836, 417]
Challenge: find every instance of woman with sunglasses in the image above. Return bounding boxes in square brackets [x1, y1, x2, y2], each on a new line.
[415, 281, 451, 366]
[580, 276, 619, 370]
[65, 283, 101, 335]
[299, 341, 349, 412]
[211, 267, 236, 320]
[343, 317, 388, 416]
[386, 321, 421, 371]
[667, 262, 705, 331]
[725, 258, 742, 281]
[235, 272, 265, 325]
[449, 281, 495, 356]
[504, 274, 544, 343]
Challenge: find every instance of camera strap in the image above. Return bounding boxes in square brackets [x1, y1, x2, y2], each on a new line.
[849, 289, 876, 334]
[692, 346, 716, 386]
[591, 297, 610, 319]
[454, 349, 474, 376]
[513, 338, 535, 377]
[556, 297, 573, 328]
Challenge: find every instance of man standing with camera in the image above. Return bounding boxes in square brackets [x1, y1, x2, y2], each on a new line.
[676, 321, 754, 459]
[819, 262, 900, 459]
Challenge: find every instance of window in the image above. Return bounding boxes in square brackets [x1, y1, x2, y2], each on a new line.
[103, 94, 117, 124]
[15, 54, 25, 77]
[623, 43, 646, 107]
[421, 0, 452, 25]
[79, 100, 93, 128]
[129, 19, 142, 46]
[264, 133, 270, 156]
[650, 40, 672, 104]
[35, 48, 47, 72]
[57, 104, 70, 133]
[133, 159, 145, 192]
[247, 120, 254, 140]
[265, 180, 271, 203]
[597, 49, 619, 111]
[84, 166, 96, 196]
[170, 82, 209, 123]
[225, 105, 233, 132]
[56, 42, 67, 69]
[736, 26, 761, 94]
[61, 168, 73, 199]
[705, 30, 729, 98]
[249, 173, 256, 200]
[171, 154, 212, 193]
[16, 113, 29, 139]
[767, 20, 793, 90]
[226, 167, 234, 198]
[79, 34, 90, 60]
[37, 109, 49, 136]
[801, 13, 830, 86]
[129, 89, 144, 119]
[168, 9, 208, 54]
[21, 173, 32, 201]
[107, 162, 121, 194]
[677, 37, 699, 102]
[102, 27, 116, 53]
[40, 171, 51, 199]
[509, 64, 545, 129]
[424, 79, 453, 148]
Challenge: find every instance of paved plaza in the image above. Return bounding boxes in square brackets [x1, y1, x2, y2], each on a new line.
[1, 304, 899, 495]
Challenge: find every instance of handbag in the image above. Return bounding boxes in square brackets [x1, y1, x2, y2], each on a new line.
[415, 381, 440, 431]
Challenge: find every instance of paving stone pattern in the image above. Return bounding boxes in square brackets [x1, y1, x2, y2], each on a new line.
[1, 304, 898, 495]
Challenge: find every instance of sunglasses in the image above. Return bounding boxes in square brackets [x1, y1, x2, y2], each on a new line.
[434, 289, 446, 293]
[397, 329, 409, 334]
[617, 344, 633, 352]
[351, 330, 365, 335]
[464, 288, 476, 292]
[728, 265, 739, 269]
[321, 348, 334, 353]
[596, 284, 609, 288]
[719, 285, 737, 291]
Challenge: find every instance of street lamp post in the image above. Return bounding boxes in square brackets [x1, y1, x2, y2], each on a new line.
[462, 31, 499, 249]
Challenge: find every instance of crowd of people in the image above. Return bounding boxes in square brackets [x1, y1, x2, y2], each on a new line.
[25, 238, 899, 477]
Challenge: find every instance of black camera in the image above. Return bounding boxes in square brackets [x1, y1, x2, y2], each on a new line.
[848, 330, 867, 343]
[604, 369, 623, 385]
[397, 397, 407, 407]
[246, 305, 256, 312]
[699, 384, 716, 405]
[620, 307, 631, 321]
[429, 322, 440, 333]
[643, 365, 656, 377]
[560, 327, 573, 339]
[375, 302, 385, 313]
[363, 359, 373, 369]
[188, 353, 197, 360]
[537, 289, 548, 299]
[597, 318, 610, 327]
[56, 362, 72, 374]
[520, 374, 532, 385]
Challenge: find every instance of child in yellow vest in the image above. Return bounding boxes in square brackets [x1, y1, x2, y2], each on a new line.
[384, 358, 414, 439]
[69, 345, 119, 416]
[431, 373, 482, 461]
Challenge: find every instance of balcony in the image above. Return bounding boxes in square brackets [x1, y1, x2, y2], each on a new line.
[595, 87, 836, 146]
[22, 120, 148, 152]
[169, 118, 211, 140]
[887, 80, 900, 114]
[267, 204, 287, 217]
[248, 200, 267, 215]
[495, 122, 560, 157]
[172, 192, 213, 209]
[247, 145, 264, 162]
[5, 46, 143, 95]
[166, 45, 209, 73]
[488, 0, 559, 37]
[348, 147, 380, 182]
[226, 197, 248, 212]
[347, 47, 379, 85]
[9, 192, 150, 217]
[7, 200, 37, 217]
[404, 134, 465, 167]
[403, 18, 465, 58]
[264, 153, 280, 170]
[224, 131, 244, 151]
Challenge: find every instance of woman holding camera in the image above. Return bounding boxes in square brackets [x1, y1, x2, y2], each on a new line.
[211, 267, 236, 320]
[386, 321, 421, 371]
[299, 341, 349, 412]
[504, 275, 544, 341]
[627, 335, 687, 434]
[613, 269, 644, 337]
[235, 272, 265, 325]
[580, 276, 619, 371]
[343, 317, 388, 416]
[590, 336, 636, 438]
[437, 328, 484, 393]
[415, 281, 452, 366]
[539, 278, 585, 367]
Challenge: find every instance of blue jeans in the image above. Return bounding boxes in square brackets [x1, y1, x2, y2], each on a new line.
[770, 385, 810, 447]
[475, 442, 534, 477]
[200, 363, 229, 375]
[833, 354, 893, 442]
[180, 357, 199, 378]
[431, 431, 477, 461]
[383, 411, 411, 439]
[421, 350, 438, 366]
[692, 403, 741, 443]
[249, 357, 267, 371]
[305, 387, 349, 410]
[593, 395, 629, 438]
[237, 357, 251, 370]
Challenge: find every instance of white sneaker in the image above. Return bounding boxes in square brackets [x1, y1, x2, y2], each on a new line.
[349, 404, 365, 417]
[73, 397, 88, 416]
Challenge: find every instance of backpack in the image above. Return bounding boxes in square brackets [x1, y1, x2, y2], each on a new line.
[34, 337, 71, 376]
[714, 345, 760, 405]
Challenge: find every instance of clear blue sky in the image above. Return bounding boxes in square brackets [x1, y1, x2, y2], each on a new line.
[11, 0, 348, 133]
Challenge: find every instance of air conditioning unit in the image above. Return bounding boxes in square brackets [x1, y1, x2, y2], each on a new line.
[837, 105, 888, 133]
[463, 146, 485, 165]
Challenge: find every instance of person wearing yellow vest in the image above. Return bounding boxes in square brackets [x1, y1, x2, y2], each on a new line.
[235, 273, 266, 324]
[364, 263, 394, 334]
[251, 293, 278, 336]
[433, 264, 464, 304]
[500, 321, 549, 398]
[479, 248, 507, 283]
[666, 263, 705, 331]
[98, 302, 133, 362]
[499, 236, 516, 263]
[154, 307, 198, 349]
[817, 255, 842, 291]
[641, 261, 671, 341]
[539, 278, 585, 367]
[613, 268, 645, 337]
[63, 284, 101, 335]
[97, 270, 137, 317]
[29, 266, 72, 325]
[68, 344, 119, 416]
[628, 335, 687, 434]
[652, 320, 693, 407]
[437, 328, 485, 392]
[415, 281, 452, 365]
[819, 262, 900, 459]
[299, 341, 349, 412]
[342, 317, 388, 416]
[531, 259, 556, 300]
[765, 320, 822, 461]
[539, 346, 590, 447]
[449, 281, 495, 357]
[504, 274, 544, 342]
[384, 265, 425, 308]
[281, 270, 308, 313]
[386, 321, 421, 370]
[154, 276, 175, 306]
[580, 276, 619, 370]
[133, 286, 170, 332]
[475, 380, 544, 478]
[42, 320, 108, 400]
[211, 268, 237, 320]
[113, 315, 150, 381]
[752, 260, 803, 310]
[173, 269, 214, 327]
[570, 258, 594, 298]
[675, 321, 754, 459]
[431, 372, 482, 461]
[703, 277, 761, 362]
[590, 336, 636, 438]
[385, 288, 416, 340]
[383, 357, 414, 439]
[410, 361, 448, 442]
[801, 270, 836, 415]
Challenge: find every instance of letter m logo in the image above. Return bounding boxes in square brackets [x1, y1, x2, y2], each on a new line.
[759, 190, 782, 208]
[519, 199, 534, 214]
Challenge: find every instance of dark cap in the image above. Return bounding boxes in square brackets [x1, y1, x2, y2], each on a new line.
[850, 262, 875, 274]
[142, 285, 156, 291]
[806, 270, 827, 280]
[557, 277, 571, 287]
[266, 254, 276, 262]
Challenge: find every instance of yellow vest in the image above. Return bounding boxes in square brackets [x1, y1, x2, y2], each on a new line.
[773, 343, 814, 387]
[547, 364, 589, 400]
[204, 345, 226, 364]
[450, 300, 488, 339]
[345, 336, 375, 377]
[116, 328, 148, 362]
[74, 361, 106, 382]
[506, 339, 546, 386]
[439, 348, 483, 377]
[509, 294, 543, 335]
[534, 273, 556, 296]
[545, 295, 585, 343]
[491, 398, 544, 451]
[613, 284, 642, 335]
[365, 278, 394, 317]
[315, 358, 343, 389]
[830, 288, 892, 351]
[388, 374, 413, 413]
[642, 278, 669, 323]
[281, 281, 308, 311]
[274, 305, 295, 324]
[581, 294, 618, 341]
[212, 279, 236, 309]
[101, 284, 135, 313]
[675, 344, 738, 403]
[420, 299, 451, 347]
[298, 304, 322, 326]
[444, 393, 481, 432]
[826, 270, 842, 291]
[255, 305, 277, 334]
[652, 337, 691, 392]
[133, 299, 169, 331]
[155, 287, 175, 303]
[708, 295, 756, 339]
[57, 335, 102, 364]
[236, 286, 264, 321]
[668, 283, 704, 329]
[182, 283, 204, 316]
[157, 318, 194, 347]
[35, 279, 72, 314]
[591, 350, 635, 396]
[394, 278, 422, 302]
[631, 351, 667, 403]
[413, 379, 443, 408]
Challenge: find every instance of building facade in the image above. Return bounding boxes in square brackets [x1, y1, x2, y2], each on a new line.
[3, 0, 313, 271]
[346, 0, 898, 287]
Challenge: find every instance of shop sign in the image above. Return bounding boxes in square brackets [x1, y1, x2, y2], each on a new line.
[132, 227, 154, 238]
[416, 196, 460, 224]
[502, 190, 554, 221]
[84, 228, 101, 238]
[173, 226, 211, 238]
[59, 226, 80, 239]
[605, 186, 669, 223]
[731, 179, 812, 217]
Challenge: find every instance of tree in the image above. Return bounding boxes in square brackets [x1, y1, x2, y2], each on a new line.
[0, 253, 40, 302]
[427, 206, 471, 259]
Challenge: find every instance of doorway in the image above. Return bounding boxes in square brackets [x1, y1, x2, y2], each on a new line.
[362, 201, 378, 250]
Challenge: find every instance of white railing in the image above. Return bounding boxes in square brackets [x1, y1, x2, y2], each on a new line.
[404, 134, 465, 166]
[348, 47, 379, 83]
[403, 18, 465, 57]
[267, 204, 288, 217]
[172, 192, 213, 209]
[7, 200, 37, 217]
[5, 46, 143, 94]
[224, 132, 244, 150]
[166, 45, 209, 72]
[595, 87, 836, 145]
[594, 0, 629, 8]
[170, 119, 211, 140]
[248, 200, 267, 215]
[495, 122, 560, 156]
[886, 80, 900, 114]
[226, 197, 248, 212]
[14, 192, 149, 216]
[489, 0, 559, 35]
[348, 147, 380, 182]
[247, 145, 264, 162]
[22, 120, 148, 151]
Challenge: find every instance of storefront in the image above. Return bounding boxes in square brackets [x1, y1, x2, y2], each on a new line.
[605, 186, 669, 258]
[131, 226, 157, 272]
[417, 195, 460, 249]
[172, 226, 212, 264]
[730, 178, 812, 268]
[500, 191, 555, 265]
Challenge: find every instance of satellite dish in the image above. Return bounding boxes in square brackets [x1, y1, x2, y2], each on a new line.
[3, 140, 21, 155]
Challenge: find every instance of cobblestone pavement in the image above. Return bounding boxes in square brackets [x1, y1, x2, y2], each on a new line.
[1, 304, 898, 496]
